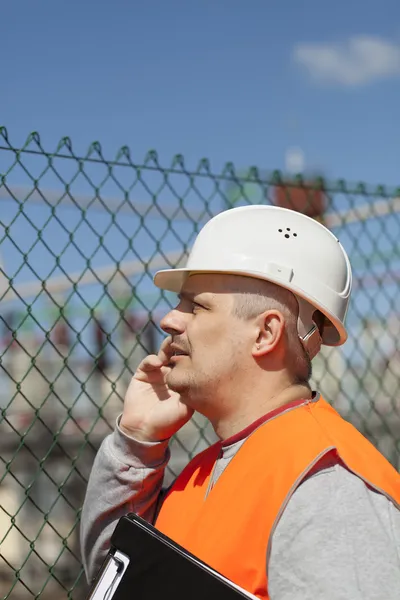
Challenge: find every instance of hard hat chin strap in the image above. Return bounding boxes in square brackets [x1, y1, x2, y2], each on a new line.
[296, 297, 322, 361]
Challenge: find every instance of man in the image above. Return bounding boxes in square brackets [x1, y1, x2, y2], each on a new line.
[81, 205, 400, 599]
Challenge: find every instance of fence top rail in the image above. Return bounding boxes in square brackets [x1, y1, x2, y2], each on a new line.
[1, 127, 400, 198]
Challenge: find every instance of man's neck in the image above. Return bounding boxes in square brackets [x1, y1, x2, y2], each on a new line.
[210, 382, 313, 441]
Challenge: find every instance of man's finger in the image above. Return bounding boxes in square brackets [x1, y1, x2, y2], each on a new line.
[158, 336, 173, 364]
[137, 354, 163, 372]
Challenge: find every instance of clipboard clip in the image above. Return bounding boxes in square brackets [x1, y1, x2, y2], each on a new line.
[87, 550, 130, 600]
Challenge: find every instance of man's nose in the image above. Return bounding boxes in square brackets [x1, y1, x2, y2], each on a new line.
[160, 308, 186, 336]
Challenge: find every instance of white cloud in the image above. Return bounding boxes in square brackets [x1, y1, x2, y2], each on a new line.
[293, 35, 400, 86]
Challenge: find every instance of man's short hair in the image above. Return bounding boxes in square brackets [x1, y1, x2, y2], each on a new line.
[231, 278, 312, 384]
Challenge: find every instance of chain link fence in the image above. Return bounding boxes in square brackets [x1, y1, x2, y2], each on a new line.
[0, 127, 399, 599]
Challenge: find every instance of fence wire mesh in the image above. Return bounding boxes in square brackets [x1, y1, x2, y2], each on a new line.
[0, 127, 399, 599]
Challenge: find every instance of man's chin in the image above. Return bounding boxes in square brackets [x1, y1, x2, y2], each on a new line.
[166, 372, 189, 394]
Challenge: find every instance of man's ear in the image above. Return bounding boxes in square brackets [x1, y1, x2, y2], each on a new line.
[252, 310, 285, 358]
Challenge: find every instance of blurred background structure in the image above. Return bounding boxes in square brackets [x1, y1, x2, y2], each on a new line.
[0, 129, 399, 600]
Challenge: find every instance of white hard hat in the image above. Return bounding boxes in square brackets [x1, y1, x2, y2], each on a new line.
[154, 205, 352, 358]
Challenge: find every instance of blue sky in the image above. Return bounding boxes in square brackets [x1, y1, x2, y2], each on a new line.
[1, 0, 400, 349]
[1, 0, 400, 184]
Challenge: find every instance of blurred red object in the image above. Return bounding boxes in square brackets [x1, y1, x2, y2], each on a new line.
[53, 319, 70, 348]
[274, 180, 326, 220]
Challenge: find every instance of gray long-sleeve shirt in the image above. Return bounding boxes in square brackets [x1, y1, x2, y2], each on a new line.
[80, 419, 400, 599]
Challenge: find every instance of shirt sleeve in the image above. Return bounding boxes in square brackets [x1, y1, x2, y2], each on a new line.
[80, 416, 170, 583]
[268, 462, 400, 600]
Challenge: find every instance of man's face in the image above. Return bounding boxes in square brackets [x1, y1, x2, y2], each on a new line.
[160, 274, 252, 407]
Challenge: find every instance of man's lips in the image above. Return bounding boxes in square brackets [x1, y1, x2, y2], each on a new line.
[169, 354, 187, 362]
[169, 345, 189, 362]
[170, 345, 189, 356]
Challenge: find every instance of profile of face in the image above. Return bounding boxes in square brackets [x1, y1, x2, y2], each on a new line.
[159, 273, 268, 410]
[161, 273, 294, 418]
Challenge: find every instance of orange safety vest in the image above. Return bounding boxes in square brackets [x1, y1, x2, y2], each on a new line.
[155, 398, 400, 599]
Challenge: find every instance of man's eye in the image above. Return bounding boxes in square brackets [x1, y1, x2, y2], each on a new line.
[191, 302, 202, 312]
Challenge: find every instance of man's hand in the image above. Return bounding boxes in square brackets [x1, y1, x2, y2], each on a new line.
[119, 336, 194, 442]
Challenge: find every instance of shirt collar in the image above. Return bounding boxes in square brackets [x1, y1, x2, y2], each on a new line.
[221, 395, 316, 448]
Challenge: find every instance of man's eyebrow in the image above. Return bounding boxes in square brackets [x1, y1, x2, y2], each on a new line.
[177, 291, 196, 301]
[178, 291, 212, 304]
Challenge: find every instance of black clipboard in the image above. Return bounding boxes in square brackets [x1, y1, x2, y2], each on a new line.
[86, 512, 258, 600]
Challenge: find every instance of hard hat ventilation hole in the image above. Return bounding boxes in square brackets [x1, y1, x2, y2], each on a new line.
[278, 228, 298, 239]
